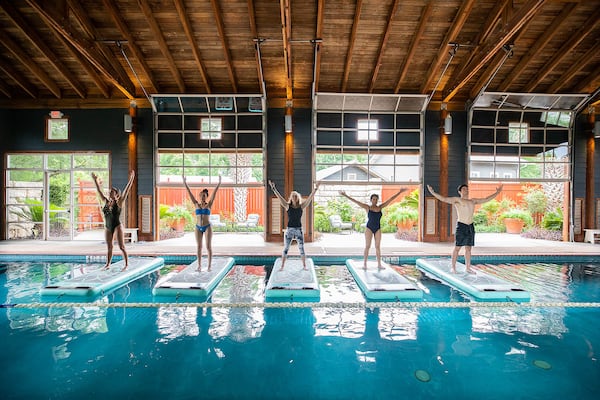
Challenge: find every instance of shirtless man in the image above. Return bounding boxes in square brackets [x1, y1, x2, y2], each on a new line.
[427, 184, 502, 274]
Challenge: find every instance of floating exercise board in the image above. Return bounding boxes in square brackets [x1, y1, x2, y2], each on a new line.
[152, 257, 235, 297]
[40, 257, 164, 298]
[265, 258, 320, 300]
[415, 258, 530, 302]
[346, 259, 423, 301]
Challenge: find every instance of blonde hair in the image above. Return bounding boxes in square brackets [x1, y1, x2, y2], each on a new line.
[288, 191, 302, 206]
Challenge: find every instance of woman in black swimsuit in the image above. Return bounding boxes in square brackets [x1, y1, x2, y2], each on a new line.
[340, 189, 405, 269]
[92, 171, 135, 270]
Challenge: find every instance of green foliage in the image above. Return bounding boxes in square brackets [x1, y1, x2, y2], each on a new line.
[500, 209, 534, 227]
[399, 189, 419, 209]
[326, 198, 354, 221]
[163, 205, 194, 224]
[314, 204, 332, 232]
[473, 211, 488, 226]
[542, 208, 563, 231]
[523, 187, 547, 215]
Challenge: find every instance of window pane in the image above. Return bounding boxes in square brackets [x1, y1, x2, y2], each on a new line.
[8, 154, 43, 169]
[74, 154, 109, 169]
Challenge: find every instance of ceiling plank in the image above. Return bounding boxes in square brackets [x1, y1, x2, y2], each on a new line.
[280, 0, 292, 99]
[0, 73, 13, 98]
[137, 0, 185, 92]
[210, 0, 237, 93]
[394, 1, 432, 93]
[497, 3, 577, 91]
[173, 0, 211, 93]
[0, 0, 85, 98]
[442, 0, 547, 103]
[574, 66, 600, 94]
[547, 41, 600, 94]
[0, 59, 37, 98]
[341, 0, 363, 93]
[313, 0, 324, 93]
[103, 0, 159, 94]
[419, 0, 476, 95]
[26, 0, 135, 98]
[368, 0, 400, 93]
[523, 8, 600, 92]
[0, 31, 61, 98]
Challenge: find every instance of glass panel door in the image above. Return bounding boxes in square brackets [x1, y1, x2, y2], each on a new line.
[46, 171, 73, 240]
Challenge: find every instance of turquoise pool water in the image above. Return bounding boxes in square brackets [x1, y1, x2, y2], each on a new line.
[1, 260, 599, 399]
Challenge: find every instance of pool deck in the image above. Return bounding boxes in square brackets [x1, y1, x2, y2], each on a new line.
[1, 232, 599, 260]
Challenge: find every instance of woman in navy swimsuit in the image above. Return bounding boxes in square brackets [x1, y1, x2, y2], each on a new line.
[92, 170, 135, 270]
[340, 188, 405, 269]
[184, 175, 221, 271]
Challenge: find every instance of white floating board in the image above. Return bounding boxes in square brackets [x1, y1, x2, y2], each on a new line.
[40, 257, 164, 298]
[265, 258, 320, 300]
[152, 257, 235, 297]
[346, 259, 423, 301]
[416, 258, 530, 301]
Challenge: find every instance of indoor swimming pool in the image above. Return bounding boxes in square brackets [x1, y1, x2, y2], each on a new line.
[1, 258, 599, 399]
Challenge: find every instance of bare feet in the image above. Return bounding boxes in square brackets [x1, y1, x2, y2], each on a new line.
[377, 264, 384, 270]
[102, 264, 110, 270]
[121, 266, 128, 272]
[450, 268, 457, 274]
[466, 269, 476, 274]
[303, 265, 308, 270]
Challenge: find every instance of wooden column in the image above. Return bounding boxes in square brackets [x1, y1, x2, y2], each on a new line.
[439, 108, 450, 241]
[585, 111, 596, 230]
[127, 103, 138, 229]
[284, 105, 294, 195]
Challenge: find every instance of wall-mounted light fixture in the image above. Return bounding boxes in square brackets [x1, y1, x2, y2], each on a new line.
[441, 103, 452, 135]
[124, 114, 133, 132]
[285, 100, 293, 133]
[594, 120, 600, 139]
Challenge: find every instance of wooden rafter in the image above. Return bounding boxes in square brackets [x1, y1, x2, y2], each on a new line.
[574, 67, 600, 94]
[210, 0, 237, 93]
[523, 8, 600, 92]
[137, 0, 185, 92]
[68, 0, 132, 92]
[498, 3, 576, 91]
[26, 0, 135, 98]
[0, 76, 11, 98]
[0, 0, 85, 98]
[313, 0, 324, 93]
[341, 0, 363, 93]
[103, 0, 158, 94]
[443, 0, 547, 103]
[394, 1, 432, 93]
[173, 0, 211, 93]
[0, 32, 61, 98]
[280, 0, 292, 100]
[248, 0, 264, 94]
[419, 0, 476, 94]
[0, 59, 37, 98]
[368, 0, 400, 93]
[548, 41, 600, 94]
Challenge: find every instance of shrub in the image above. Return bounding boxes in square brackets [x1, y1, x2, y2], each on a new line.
[500, 209, 534, 227]
[542, 208, 563, 231]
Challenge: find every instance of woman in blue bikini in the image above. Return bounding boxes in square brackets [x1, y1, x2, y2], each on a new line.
[183, 175, 221, 271]
[339, 188, 405, 270]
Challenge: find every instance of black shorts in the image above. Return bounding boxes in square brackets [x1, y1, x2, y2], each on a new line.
[455, 222, 475, 247]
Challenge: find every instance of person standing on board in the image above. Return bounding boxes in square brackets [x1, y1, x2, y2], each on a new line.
[91, 170, 135, 270]
[269, 180, 320, 270]
[183, 174, 222, 271]
[339, 189, 406, 270]
[427, 183, 502, 274]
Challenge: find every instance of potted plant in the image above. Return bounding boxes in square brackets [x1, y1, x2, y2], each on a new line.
[388, 206, 419, 232]
[500, 209, 533, 234]
[164, 205, 193, 232]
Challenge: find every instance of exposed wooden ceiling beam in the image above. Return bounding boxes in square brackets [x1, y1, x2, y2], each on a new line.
[443, 0, 547, 103]
[173, 0, 211, 93]
[0, 32, 61, 98]
[280, 0, 292, 100]
[574, 66, 600, 94]
[0, 97, 152, 109]
[523, 8, 600, 92]
[394, 1, 432, 93]
[368, 0, 400, 93]
[137, 0, 185, 92]
[210, 0, 237, 93]
[0, 73, 12, 98]
[548, 41, 600, 94]
[313, 0, 324, 94]
[67, 0, 132, 93]
[26, 0, 135, 98]
[103, 0, 159, 94]
[419, 0, 476, 95]
[341, 0, 363, 93]
[0, 0, 85, 98]
[0, 59, 37, 98]
[498, 3, 576, 91]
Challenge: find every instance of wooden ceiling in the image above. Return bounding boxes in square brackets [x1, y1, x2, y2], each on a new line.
[0, 0, 599, 110]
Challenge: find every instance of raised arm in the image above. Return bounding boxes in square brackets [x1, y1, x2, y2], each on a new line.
[118, 170, 136, 206]
[379, 188, 407, 209]
[473, 184, 503, 205]
[91, 172, 108, 203]
[182, 175, 199, 206]
[268, 180, 288, 209]
[339, 190, 369, 211]
[301, 182, 320, 209]
[207, 175, 222, 207]
[427, 185, 455, 204]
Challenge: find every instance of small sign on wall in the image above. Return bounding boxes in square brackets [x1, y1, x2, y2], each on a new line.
[139, 195, 152, 234]
[271, 197, 281, 235]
